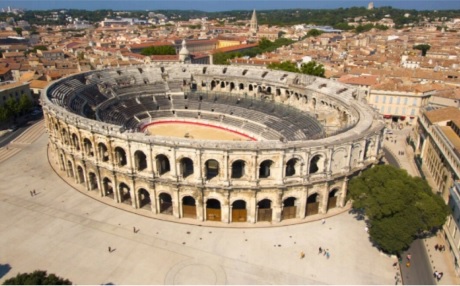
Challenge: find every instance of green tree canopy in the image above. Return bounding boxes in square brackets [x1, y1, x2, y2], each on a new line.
[267, 60, 325, 77]
[3, 270, 72, 285]
[140, 45, 176, 56]
[348, 165, 449, 254]
[18, 94, 33, 113]
[413, 44, 431, 56]
[306, 28, 323, 37]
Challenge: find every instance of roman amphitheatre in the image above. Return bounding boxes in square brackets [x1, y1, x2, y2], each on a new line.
[42, 63, 385, 225]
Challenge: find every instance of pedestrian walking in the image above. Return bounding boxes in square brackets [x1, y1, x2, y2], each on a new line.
[108, 246, 111, 252]
[322, 219, 326, 225]
[406, 254, 411, 261]
[133, 226, 136, 233]
[433, 271, 438, 278]
[33, 189, 36, 195]
[30, 191, 33, 197]
[435, 244, 439, 251]
[300, 251, 305, 259]
[326, 251, 330, 259]
[318, 247, 322, 254]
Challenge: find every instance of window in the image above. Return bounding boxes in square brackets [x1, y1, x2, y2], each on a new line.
[382, 96, 386, 104]
[411, 108, 416, 116]
[404, 97, 408, 105]
[396, 97, 401, 104]
[402, 107, 406, 114]
[395, 107, 399, 114]
[389, 97, 393, 104]
[374, 95, 379, 103]
[412, 98, 417, 106]
[387, 106, 392, 113]
[380, 106, 385, 113]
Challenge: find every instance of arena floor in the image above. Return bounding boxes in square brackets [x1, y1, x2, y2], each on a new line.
[144, 121, 256, 141]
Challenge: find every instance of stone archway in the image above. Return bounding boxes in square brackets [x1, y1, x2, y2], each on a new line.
[138, 188, 151, 209]
[281, 197, 296, 220]
[206, 199, 221, 221]
[103, 178, 114, 198]
[182, 196, 196, 219]
[232, 200, 247, 222]
[327, 189, 339, 211]
[306, 193, 319, 216]
[88, 172, 98, 191]
[119, 183, 131, 205]
[159, 193, 173, 214]
[257, 199, 272, 222]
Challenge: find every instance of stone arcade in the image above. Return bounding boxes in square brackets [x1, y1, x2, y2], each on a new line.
[42, 63, 385, 225]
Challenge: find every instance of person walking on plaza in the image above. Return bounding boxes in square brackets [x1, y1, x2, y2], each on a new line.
[300, 251, 305, 259]
[318, 247, 322, 254]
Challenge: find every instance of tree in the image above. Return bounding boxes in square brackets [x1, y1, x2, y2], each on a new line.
[18, 94, 33, 114]
[306, 28, 323, 37]
[13, 27, 22, 36]
[300, 61, 325, 77]
[3, 270, 72, 285]
[348, 165, 449, 254]
[140, 45, 176, 56]
[413, 44, 431, 57]
[267, 60, 325, 78]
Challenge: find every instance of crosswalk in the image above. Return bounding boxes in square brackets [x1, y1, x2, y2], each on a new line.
[0, 120, 45, 164]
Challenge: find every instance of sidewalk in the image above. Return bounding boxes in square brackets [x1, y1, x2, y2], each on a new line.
[383, 126, 460, 285]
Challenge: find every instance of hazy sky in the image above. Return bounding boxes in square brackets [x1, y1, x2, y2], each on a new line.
[1, 0, 459, 12]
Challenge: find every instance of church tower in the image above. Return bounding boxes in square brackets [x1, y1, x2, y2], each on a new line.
[249, 9, 258, 36]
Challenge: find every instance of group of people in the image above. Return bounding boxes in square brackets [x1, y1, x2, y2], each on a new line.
[319, 247, 330, 259]
[433, 271, 444, 281]
[435, 244, 446, 252]
[298, 247, 331, 259]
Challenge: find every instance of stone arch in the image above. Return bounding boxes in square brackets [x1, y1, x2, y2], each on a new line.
[282, 197, 297, 220]
[114, 146, 127, 166]
[137, 188, 151, 209]
[205, 159, 219, 180]
[327, 188, 340, 211]
[259, 160, 274, 179]
[83, 138, 93, 156]
[182, 196, 196, 218]
[285, 158, 301, 177]
[88, 172, 98, 191]
[102, 177, 114, 198]
[159, 192, 173, 214]
[179, 157, 194, 178]
[156, 154, 171, 175]
[76, 165, 85, 184]
[206, 198, 221, 221]
[98, 142, 109, 162]
[67, 160, 74, 177]
[71, 133, 80, 151]
[238, 83, 244, 90]
[134, 150, 147, 171]
[231, 160, 246, 179]
[309, 154, 325, 174]
[257, 199, 272, 222]
[305, 193, 319, 216]
[231, 199, 247, 222]
[119, 182, 131, 205]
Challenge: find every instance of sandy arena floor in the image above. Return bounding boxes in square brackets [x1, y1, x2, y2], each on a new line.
[145, 121, 254, 141]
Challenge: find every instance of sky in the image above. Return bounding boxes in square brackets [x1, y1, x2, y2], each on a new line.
[0, 0, 459, 12]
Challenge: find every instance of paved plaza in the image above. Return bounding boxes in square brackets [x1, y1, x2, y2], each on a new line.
[0, 124, 398, 284]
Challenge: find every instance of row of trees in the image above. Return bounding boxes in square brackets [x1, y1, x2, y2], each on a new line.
[267, 61, 326, 78]
[213, 37, 294, 65]
[3, 270, 71, 285]
[140, 45, 176, 56]
[0, 94, 33, 123]
[348, 165, 449, 254]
